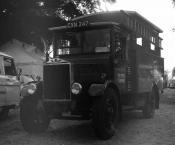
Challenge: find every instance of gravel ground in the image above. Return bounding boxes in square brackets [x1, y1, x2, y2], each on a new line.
[1, 88, 175, 145]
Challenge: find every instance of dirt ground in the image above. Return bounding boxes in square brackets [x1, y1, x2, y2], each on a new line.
[1, 88, 175, 145]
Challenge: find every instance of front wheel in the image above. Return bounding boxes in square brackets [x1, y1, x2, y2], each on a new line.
[20, 98, 50, 133]
[92, 88, 119, 140]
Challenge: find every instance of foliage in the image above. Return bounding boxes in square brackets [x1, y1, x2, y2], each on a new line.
[0, 0, 116, 19]
[0, 0, 116, 49]
[172, 0, 175, 5]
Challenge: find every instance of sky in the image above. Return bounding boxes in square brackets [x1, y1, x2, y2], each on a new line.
[100, 0, 175, 75]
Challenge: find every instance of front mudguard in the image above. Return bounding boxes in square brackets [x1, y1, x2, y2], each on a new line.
[88, 84, 105, 96]
[88, 82, 122, 117]
[88, 81, 120, 97]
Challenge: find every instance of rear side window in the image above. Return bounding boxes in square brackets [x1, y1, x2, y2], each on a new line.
[4, 57, 16, 76]
[0, 56, 4, 75]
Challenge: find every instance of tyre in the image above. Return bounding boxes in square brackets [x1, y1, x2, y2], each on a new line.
[20, 98, 49, 133]
[0, 108, 9, 120]
[142, 90, 155, 118]
[92, 88, 119, 140]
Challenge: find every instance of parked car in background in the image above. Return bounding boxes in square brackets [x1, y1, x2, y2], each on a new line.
[0, 52, 20, 119]
[168, 79, 175, 88]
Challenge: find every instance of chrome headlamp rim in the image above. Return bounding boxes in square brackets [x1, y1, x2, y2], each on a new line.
[21, 83, 37, 96]
[27, 83, 37, 95]
[71, 82, 82, 95]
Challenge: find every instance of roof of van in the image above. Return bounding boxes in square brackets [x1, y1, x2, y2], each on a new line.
[0, 52, 13, 58]
[72, 10, 163, 33]
[49, 21, 120, 31]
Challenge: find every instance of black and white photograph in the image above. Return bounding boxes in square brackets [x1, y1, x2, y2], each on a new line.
[0, 0, 175, 145]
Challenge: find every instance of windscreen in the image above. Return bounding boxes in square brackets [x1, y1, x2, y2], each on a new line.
[4, 57, 16, 76]
[54, 28, 110, 56]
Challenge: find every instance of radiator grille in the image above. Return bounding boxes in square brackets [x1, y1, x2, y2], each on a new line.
[43, 64, 70, 99]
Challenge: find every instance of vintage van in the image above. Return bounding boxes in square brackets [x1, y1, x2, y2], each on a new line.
[20, 11, 164, 140]
[0, 52, 20, 119]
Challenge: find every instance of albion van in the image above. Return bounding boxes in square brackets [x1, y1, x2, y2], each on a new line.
[20, 10, 164, 140]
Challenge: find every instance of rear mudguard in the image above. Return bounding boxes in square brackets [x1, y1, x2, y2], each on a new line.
[153, 84, 160, 109]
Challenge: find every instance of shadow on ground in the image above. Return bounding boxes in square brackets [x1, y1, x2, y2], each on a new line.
[45, 109, 145, 144]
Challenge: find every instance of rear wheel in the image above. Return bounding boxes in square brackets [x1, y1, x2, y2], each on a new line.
[142, 90, 156, 118]
[20, 98, 49, 133]
[92, 88, 119, 140]
[155, 88, 160, 109]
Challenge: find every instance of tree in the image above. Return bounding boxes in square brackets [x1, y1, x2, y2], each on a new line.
[0, 0, 117, 49]
[164, 70, 169, 88]
[172, 67, 175, 78]
[0, 0, 116, 19]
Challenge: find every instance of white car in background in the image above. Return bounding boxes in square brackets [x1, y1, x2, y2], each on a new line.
[0, 52, 20, 119]
[168, 79, 175, 88]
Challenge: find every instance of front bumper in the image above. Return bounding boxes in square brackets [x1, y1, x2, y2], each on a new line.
[43, 99, 89, 120]
[44, 99, 71, 115]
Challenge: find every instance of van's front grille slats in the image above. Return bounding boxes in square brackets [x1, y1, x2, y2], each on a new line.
[43, 64, 70, 100]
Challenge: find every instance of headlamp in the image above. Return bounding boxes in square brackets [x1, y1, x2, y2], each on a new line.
[21, 83, 37, 96]
[71, 82, 82, 95]
[27, 83, 37, 95]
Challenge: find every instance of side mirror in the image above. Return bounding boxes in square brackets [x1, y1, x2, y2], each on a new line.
[17, 68, 22, 75]
[16, 68, 22, 80]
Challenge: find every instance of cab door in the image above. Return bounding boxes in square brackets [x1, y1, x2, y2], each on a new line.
[3, 56, 20, 106]
[0, 56, 6, 107]
[112, 31, 127, 94]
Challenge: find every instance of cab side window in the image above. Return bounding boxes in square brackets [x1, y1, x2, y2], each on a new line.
[0, 56, 4, 75]
[4, 57, 16, 76]
[114, 33, 126, 60]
